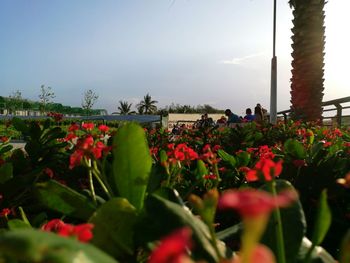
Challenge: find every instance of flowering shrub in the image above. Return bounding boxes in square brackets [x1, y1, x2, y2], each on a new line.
[0, 118, 349, 262]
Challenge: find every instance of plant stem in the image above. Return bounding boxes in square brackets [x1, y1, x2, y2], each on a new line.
[86, 158, 97, 205]
[270, 181, 286, 263]
[208, 224, 223, 261]
[304, 243, 316, 263]
[92, 161, 112, 199]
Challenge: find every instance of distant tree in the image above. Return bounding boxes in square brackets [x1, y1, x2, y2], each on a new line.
[22, 100, 32, 110]
[82, 89, 99, 115]
[136, 93, 158, 114]
[9, 90, 23, 114]
[117, 100, 135, 115]
[39, 85, 55, 113]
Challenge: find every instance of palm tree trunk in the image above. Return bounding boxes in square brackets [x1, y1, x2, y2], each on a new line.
[289, 0, 326, 122]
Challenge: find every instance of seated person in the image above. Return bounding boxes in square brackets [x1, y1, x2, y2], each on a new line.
[244, 108, 255, 122]
[225, 109, 241, 124]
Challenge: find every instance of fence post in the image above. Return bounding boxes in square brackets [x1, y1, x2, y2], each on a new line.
[335, 103, 342, 127]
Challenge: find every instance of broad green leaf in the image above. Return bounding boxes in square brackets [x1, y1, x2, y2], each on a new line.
[0, 229, 119, 263]
[0, 163, 13, 183]
[112, 122, 152, 210]
[236, 151, 250, 167]
[89, 198, 138, 261]
[12, 117, 29, 134]
[0, 144, 13, 155]
[34, 180, 96, 220]
[196, 159, 209, 179]
[7, 219, 31, 230]
[311, 190, 331, 245]
[218, 149, 236, 168]
[261, 180, 306, 263]
[284, 139, 307, 159]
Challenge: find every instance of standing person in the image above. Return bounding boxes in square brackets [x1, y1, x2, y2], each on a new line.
[244, 108, 255, 122]
[254, 104, 264, 124]
[225, 109, 241, 125]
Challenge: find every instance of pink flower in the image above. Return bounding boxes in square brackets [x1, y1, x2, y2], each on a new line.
[148, 227, 192, 263]
[218, 188, 297, 218]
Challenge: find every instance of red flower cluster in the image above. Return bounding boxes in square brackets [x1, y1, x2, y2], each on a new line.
[246, 158, 283, 182]
[42, 219, 94, 243]
[65, 123, 112, 169]
[69, 135, 110, 169]
[167, 143, 198, 163]
[148, 227, 192, 263]
[201, 144, 218, 164]
[47, 112, 63, 122]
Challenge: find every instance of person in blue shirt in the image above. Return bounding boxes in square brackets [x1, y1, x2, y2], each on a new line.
[244, 108, 255, 122]
[225, 109, 241, 124]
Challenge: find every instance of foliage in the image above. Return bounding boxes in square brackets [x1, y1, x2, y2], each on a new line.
[0, 119, 349, 262]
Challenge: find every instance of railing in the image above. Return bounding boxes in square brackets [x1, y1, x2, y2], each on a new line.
[277, 96, 350, 126]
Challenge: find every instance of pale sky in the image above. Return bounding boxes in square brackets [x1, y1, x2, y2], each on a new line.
[0, 0, 349, 115]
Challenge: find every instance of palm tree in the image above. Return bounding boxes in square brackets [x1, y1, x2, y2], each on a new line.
[117, 100, 135, 115]
[136, 94, 158, 114]
[289, 0, 326, 121]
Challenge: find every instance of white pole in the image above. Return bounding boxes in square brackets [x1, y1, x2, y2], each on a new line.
[270, 0, 277, 124]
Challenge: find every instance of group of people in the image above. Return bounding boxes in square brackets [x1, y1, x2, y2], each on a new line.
[171, 103, 267, 134]
[223, 103, 267, 125]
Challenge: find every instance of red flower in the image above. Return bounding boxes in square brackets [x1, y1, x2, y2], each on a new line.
[42, 219, 94, 243]
[246, 158, 283, 182]
[82, 123, 94, 131]
[0, 208, 11, 217]
[69, 149, 84, 169]
[203, 174, 217, 180]
[292, 159, 306, 167]
[219, 189, 297, 218]
[98, 124, 109, 133]
[0, 136, 9, 143]
[148, 227, 192, 263]
[43, 167, 54, 178]
[68, 123, 80, 132]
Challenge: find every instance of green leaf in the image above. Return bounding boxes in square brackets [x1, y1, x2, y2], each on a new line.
[284, 139, 307, 159]
[195, 159, 209, 179]
[217, 149, 236, 168]
[12, 117, 29, 134]
[7, 219, 31, 230]
[0, 163, 13, 183]
[112, 122, 152, 210]
[34, 180, 96, 220]
[311, 190, 331, 246]
[260, 180, 306, 263]
[236, 151, 250, 167]
[0, 229, 119, 263]
[89, 198, 138, 261]
[0, 144, 13, 155]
